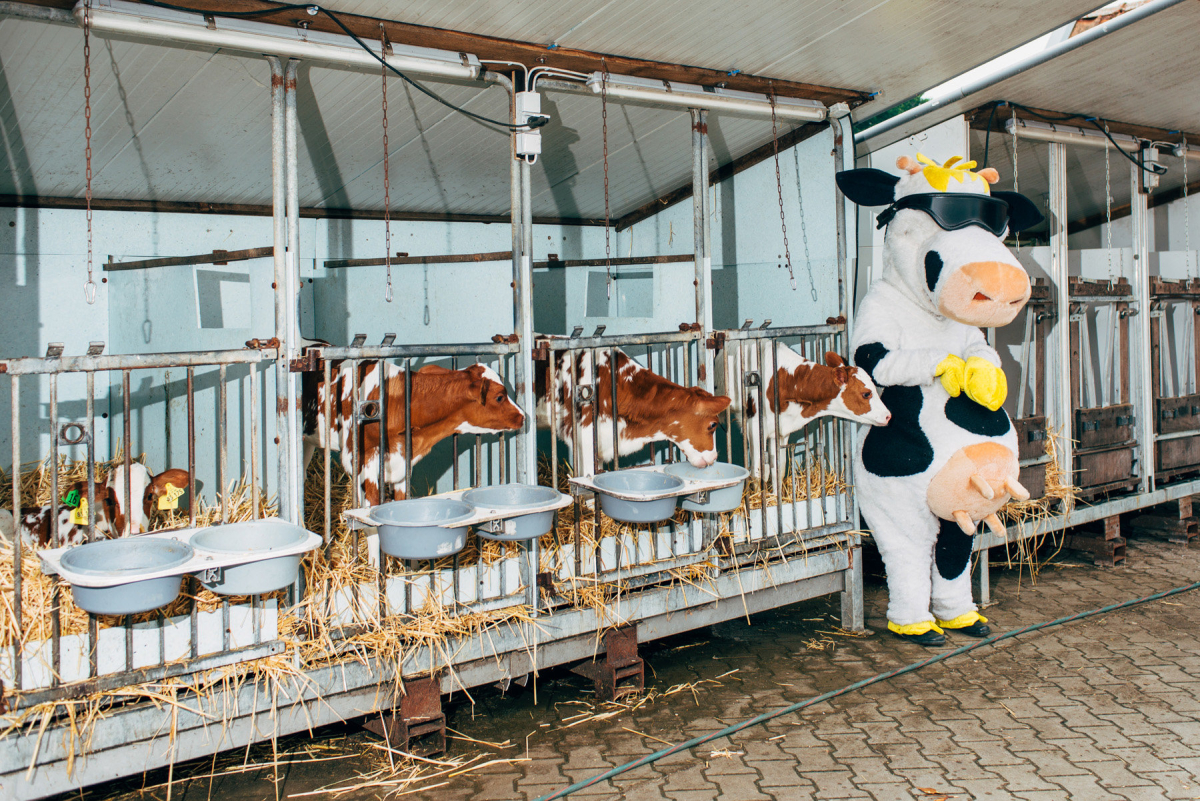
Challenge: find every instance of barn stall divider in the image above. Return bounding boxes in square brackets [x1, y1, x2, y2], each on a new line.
[0, 3, 871, 794]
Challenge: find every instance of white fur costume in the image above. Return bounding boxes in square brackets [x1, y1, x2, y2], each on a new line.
[841, 156, 1039, 633]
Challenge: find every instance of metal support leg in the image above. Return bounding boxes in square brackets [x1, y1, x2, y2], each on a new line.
[268, 55, 290, 519]
[571, 625, 644, 701]
[691, 108, 713, 390]
[362, 674, 446, 757]
[840, 546, 864, 632]
[977, 546, 991, 607]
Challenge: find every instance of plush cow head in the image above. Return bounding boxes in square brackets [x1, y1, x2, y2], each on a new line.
[454, 363, 526, 434]
[837, 154, 1043, 328]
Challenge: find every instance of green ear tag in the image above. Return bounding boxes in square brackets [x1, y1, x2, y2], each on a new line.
[62, 489, 81, 508]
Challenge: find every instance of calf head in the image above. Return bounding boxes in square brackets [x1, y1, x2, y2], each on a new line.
[816, 353, 891, 426]
[667, 388, 732, 468]
[454, 363, 525, 434]
[103, 464, 191, 536]
[837, 154, 1043, 327]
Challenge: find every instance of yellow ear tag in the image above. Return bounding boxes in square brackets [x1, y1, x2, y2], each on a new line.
[70, 498, 89, 526]
[158, 483, 184, 511]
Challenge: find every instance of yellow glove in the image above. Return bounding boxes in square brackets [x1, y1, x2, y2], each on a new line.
[934, 354, 966, 397]
[964, 356, 1007, 411]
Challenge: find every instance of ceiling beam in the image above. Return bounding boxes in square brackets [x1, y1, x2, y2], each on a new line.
[23, 0, 868, 107]
[615, 121, 828, 231]
[0, 194, 607, 226]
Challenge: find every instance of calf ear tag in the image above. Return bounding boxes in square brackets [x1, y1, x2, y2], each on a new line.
[70, 498, 89, 526]
[61, 489, 81, 508]
[158, 482, 184, 510]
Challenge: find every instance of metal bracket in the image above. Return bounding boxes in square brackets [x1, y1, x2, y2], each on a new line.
[685, 489, 711, 505]
[576, 384, 595, 406]
[570, 625, 643, 702]
[478, 518, 518, 537]
[197, 566, 223, 585]
[350, 333, 367, 348]
[744, 371, 761, 388]
[1027, 429, 1047, 442]
[1117, 415, 1136, 426]
[355, 400, 381, 424]
[1079, 421, 1101, 432]
[59, 423, 90, 445]
[45, 343, 64, 359]
[289, 351, 324, 372]
[362, 674, 446, 758]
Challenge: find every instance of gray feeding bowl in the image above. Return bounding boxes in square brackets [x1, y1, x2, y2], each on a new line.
[665, 462, 750, 513]
[462, 484, 562, 541]
[60, 538, 194, 616]
[191, 521, 310, 596]
[591, 471, 684, 524]
[369, 498, 474, 560]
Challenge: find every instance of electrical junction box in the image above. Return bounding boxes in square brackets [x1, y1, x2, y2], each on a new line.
[1142, 146, 1161, 192]
[515, 91, 543, 156]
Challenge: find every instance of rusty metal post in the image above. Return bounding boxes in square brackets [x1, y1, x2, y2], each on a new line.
[691, 108, 713, 391]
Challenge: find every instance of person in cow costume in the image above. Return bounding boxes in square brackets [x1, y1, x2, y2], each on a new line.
[837, 154, 1043, 646]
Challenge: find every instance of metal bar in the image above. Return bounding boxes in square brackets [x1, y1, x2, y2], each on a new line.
[323, 359, 332, 546]
[757, 339, 769, 544]
[771, 342, 784, 539]
[9, 375, 21, 690]
[317, 342, 518, 359]
[404, 359, 413, 498]
[187, 367, 196, 527]
[610, 347, 620, 471]
[0, 349, 274, 376]
[590, 348, 601, 474]
[103, 246, 274, 272]
[517, 149, 536, 485]
[1132, 159, 1154, 494]
[533, 253, 695, 269]
[716, 323, 844, 341]
[249, 365, 260, 520]
[122, 371, 132, 535]
[541, 330, 703, 351]
[269, 54, 288, 524]
[1048, 142, 1073, 486]
[378, 359, 388, 502]
[549, 350, 559, 491]
[451, 355, 461, 490]
[691, 108, 713, 391]
[48, 375, 59, 548]
[324, 250, 511, 269]
[219, 364, 228, 524]
[85, 372, 98, 679]
[284, 58, 302, 524]
[498, 356, 508, 484]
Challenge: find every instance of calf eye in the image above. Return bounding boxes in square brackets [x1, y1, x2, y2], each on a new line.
[862, 391, 873, 400]
[707, 421, 718, 431]
[495, 393, 505, 403]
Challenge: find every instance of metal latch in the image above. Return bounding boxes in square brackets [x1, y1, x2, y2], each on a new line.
[1027, 430, 1047, 442]
[1116, 415, 1135, 426]
[685, 489, 711, 505]
[478, 518, 518, 537]
[1079, 421, 1100, 432]
[197, 566, 223, 585]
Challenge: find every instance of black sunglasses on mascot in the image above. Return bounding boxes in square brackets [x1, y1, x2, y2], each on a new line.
[875, 193, 1012, 237]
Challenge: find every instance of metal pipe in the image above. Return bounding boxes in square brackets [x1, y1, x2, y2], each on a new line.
[1048, 142, 1073, 489]
[186, 367, 196, 527]
[516, 150, 537, 484]
[249, 365, 260, 520]
[285, 58, 302, 523]
[317, 342, 517, 359]
[0, 348, 273, 375]
[609, 347, 620, 471]
[691, 108, 713, 391]
[268, 55, 289, 523]
[219, 364, 228, 524]
[122, 371, 132, 535]
[0, 1, 73, 23]
[1132, 160, 1154, 494]
[404, 358, 413, 498]
[540, 329, 703, 351]
[854, 0, 1190, 144]
[9, 375, 20, 690]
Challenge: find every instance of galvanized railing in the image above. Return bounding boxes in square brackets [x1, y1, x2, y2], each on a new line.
[2, 345, 282, 704]
[303, 339, 532, 629]
[715, 321, 857, 553]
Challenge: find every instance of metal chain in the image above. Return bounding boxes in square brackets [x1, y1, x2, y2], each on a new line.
[768, 85, 797, 291]
[791, 146, 817, 301]
[601, 60, 611, 300]
[381, 27, 393, 303]
[1105, 125, 1114, 278]
[1011, 107, 1020, 254]
[83, 0, 96, 305]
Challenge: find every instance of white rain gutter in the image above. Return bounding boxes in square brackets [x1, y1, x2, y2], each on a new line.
[854, 0, 1190, 145]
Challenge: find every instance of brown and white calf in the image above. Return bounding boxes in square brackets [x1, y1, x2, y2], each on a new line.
[723, 347, 891, 481]
[2, 464, 190, 549]
[301, 361, 525, 505]
[535, 347, 732, 476]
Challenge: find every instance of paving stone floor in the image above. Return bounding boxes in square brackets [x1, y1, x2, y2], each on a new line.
[87, 536, 1200, 800]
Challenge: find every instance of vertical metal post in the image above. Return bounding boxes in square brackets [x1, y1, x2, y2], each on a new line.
[268, 55, 290, 521]
[1131, 159, 1154, 494]
[249, 365, 260, 520]
[218, 364, 228, 524]
[691, 108, 713, 390]
[1048, 143, 1072, 486]
[10, 376, 21, 690]
[284, 58, 302, 522]
[122, 370, 132, 534]
[516, 153, 537, 484]
[186, 367, 196, 527]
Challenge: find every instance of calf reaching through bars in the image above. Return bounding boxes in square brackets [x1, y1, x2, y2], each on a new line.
[301, 360, 525, 505]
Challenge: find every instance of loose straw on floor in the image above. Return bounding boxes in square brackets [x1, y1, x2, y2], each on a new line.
[534, 579, 1200, 800]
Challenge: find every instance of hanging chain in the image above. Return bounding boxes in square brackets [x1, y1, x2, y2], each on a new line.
[1105, 125, 1114, 278]
[82, 0, 96, 305]
[601, 60, 612, 300]
[791, 146, 818, 301]
[1011, 107, 1020, 254]
[381, 27, 393, 303]
[768, 85, 797, 291]
[1184, 135, 1191, 264]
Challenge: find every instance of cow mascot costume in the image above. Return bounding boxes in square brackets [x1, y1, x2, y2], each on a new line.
[837, 154, 1043, 646]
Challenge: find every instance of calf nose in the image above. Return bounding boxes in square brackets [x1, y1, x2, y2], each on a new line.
[960, 261, 1030, 306]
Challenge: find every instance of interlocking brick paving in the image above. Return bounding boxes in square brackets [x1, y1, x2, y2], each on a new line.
[83, 536, 1200, 801]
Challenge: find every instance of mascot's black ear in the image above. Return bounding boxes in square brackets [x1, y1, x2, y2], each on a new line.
[835, 169, 900, 207]
[993, 191, 1044, 233]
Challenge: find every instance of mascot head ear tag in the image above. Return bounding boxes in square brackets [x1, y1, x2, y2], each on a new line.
[835, 169, 900, 207]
